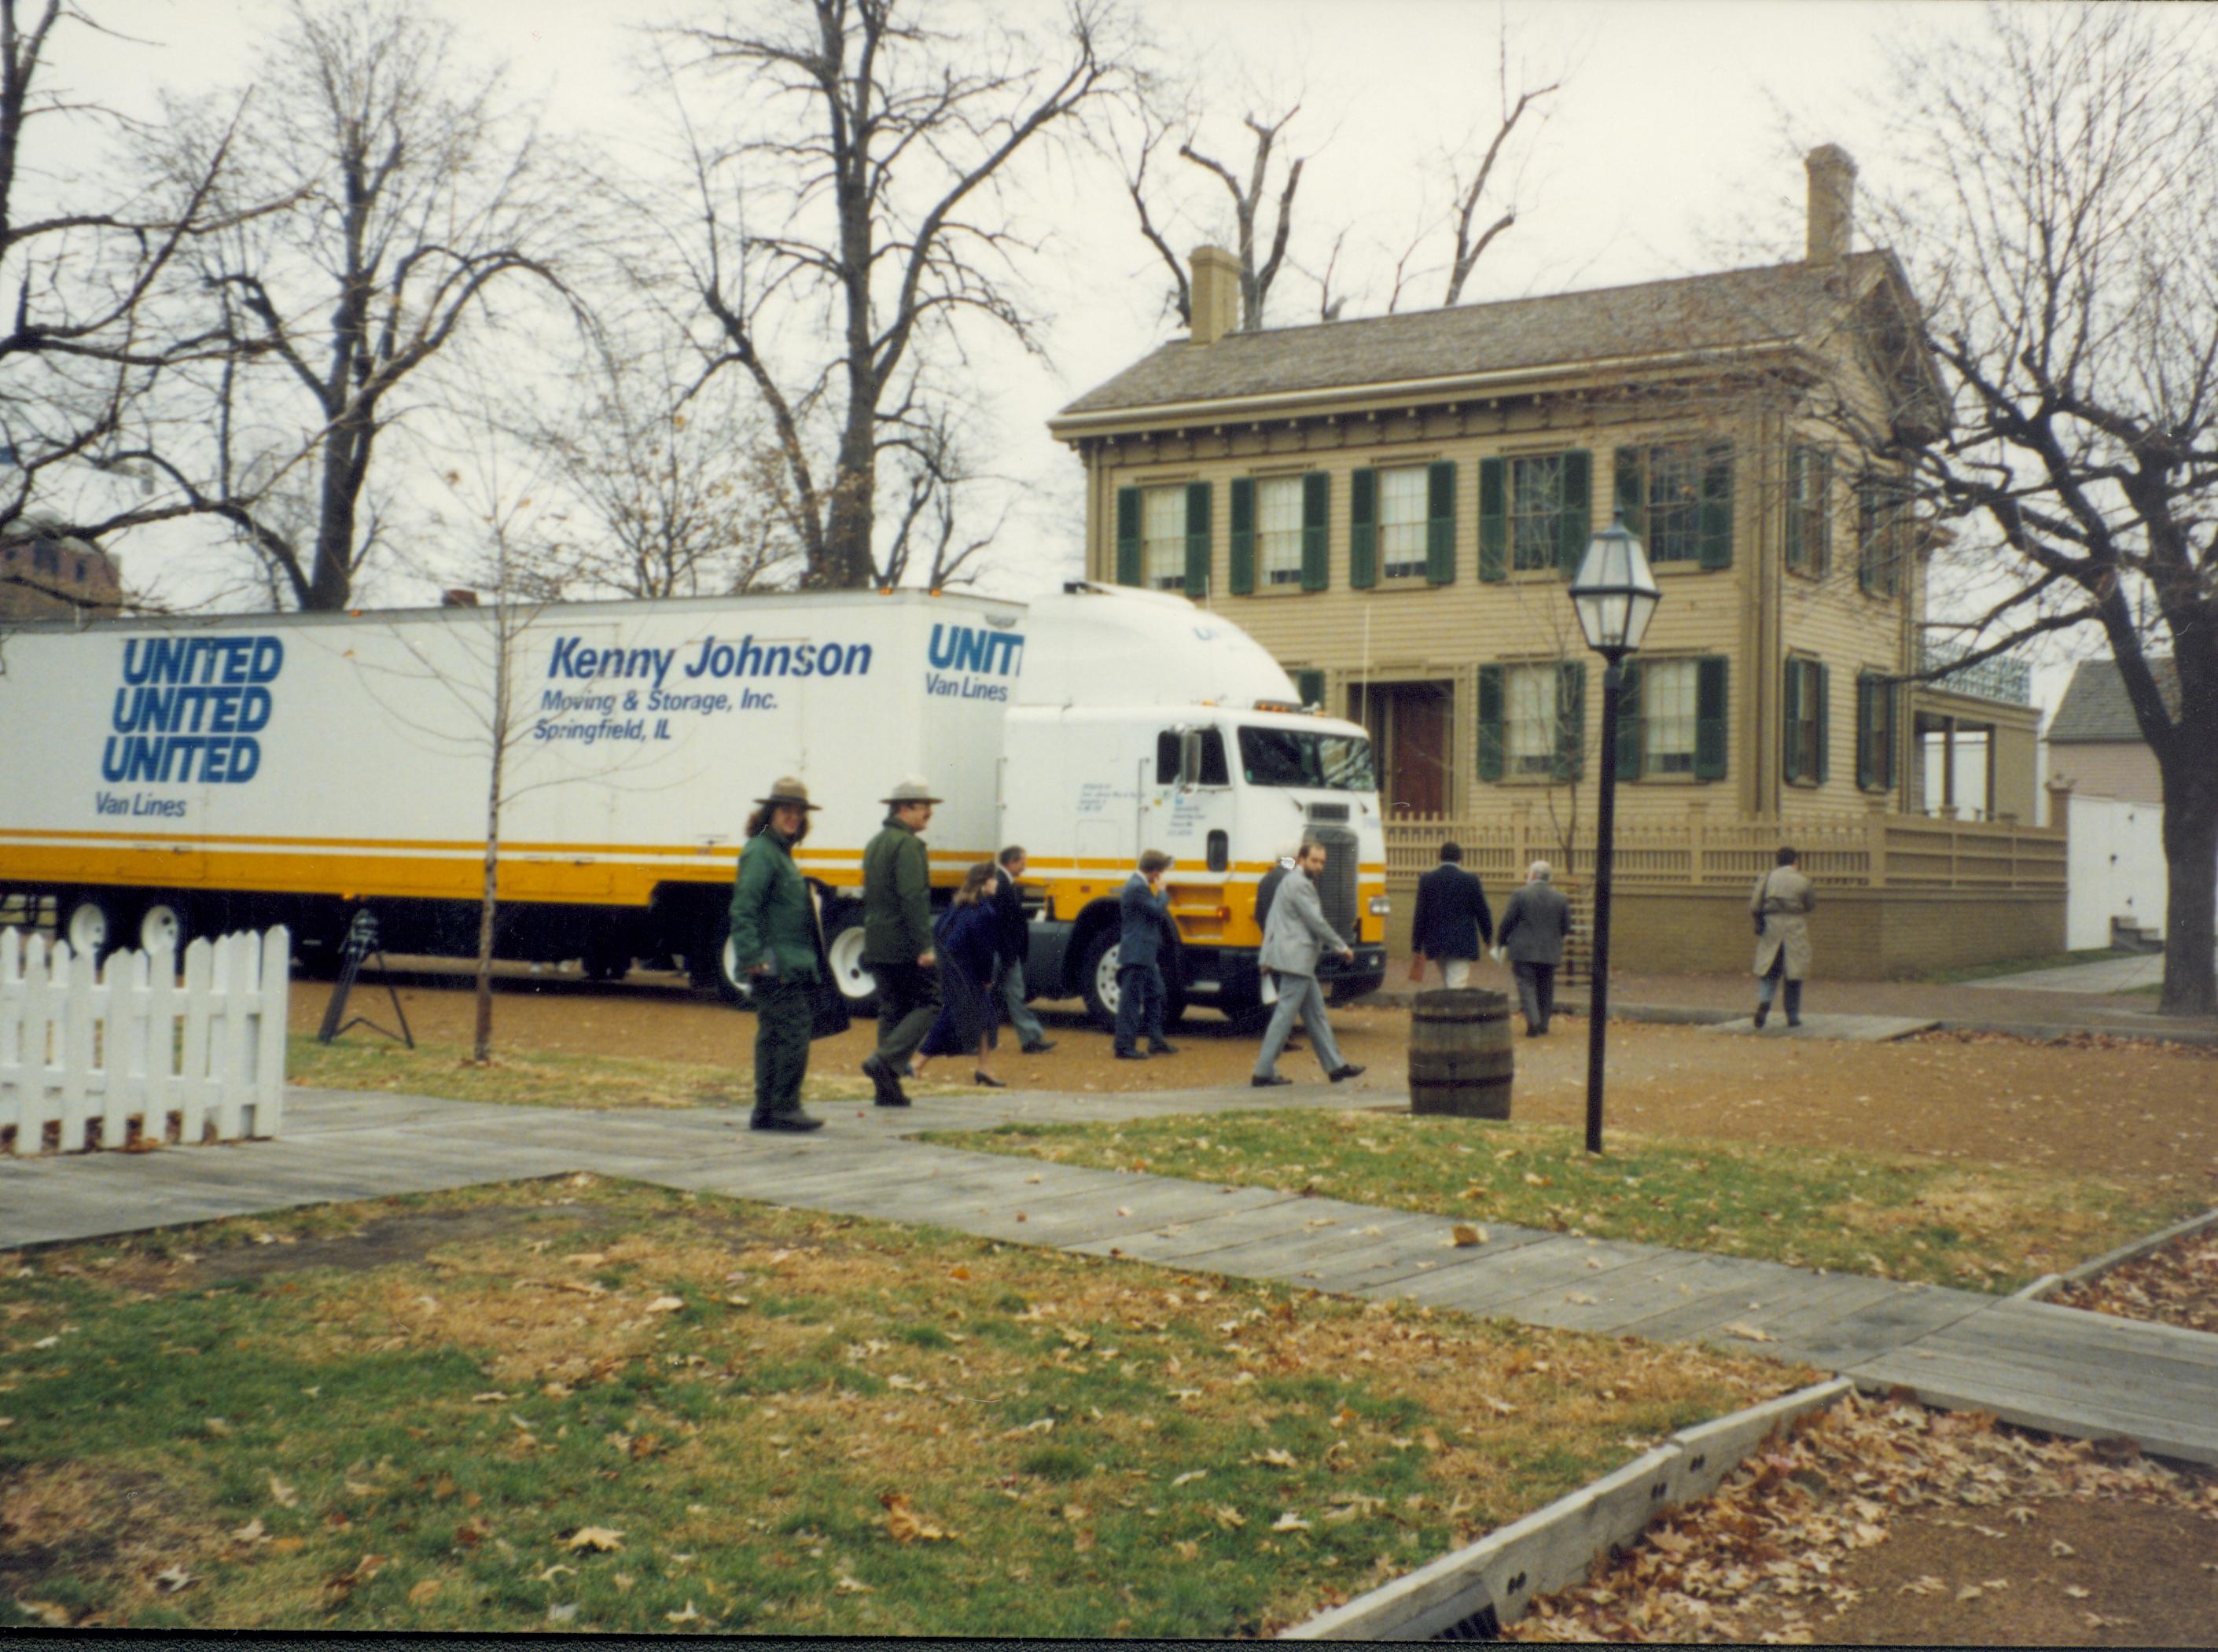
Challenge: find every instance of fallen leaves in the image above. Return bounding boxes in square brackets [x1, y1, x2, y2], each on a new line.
[1450, 1223, 1486, 1247]
[881, 1492, 954, 1543]
[562, 1525, 624, 1553]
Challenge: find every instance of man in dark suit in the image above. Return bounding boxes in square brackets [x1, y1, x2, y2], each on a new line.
[1114, 848, 1180, 1059]
[1496, 859, 1571, 1036]
[1408, 841, 1492, 988]
[991, 844, 1054, 1054]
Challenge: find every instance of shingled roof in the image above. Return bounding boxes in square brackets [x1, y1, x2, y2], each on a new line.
[2047, 657, 2178, 744]
[1055, 252, 1904, 423]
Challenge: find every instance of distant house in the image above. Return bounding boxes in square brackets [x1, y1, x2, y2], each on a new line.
[2046, 657, 2173, 808]
[0, 524, 123, 621]
[1047, 146, 2059, 977]
[2046, 657, 2195, 951]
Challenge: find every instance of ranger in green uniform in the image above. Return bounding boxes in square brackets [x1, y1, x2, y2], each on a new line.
[859, 776, 943, 1108]
[730, 777, 828, 1131]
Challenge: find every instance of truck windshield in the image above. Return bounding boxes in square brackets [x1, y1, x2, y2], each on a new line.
[1238, 726, 1376, 792]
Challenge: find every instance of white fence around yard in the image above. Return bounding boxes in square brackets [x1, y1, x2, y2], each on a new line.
[1, 926, 289, 1155]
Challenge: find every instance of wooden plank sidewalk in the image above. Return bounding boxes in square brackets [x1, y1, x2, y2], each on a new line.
[1, 1084, 2212, 1464]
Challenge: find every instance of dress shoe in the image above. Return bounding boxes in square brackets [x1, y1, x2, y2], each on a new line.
[750, 1112, 824, 1132]
[1327, 1064, 1366, 1084]
[1113, 1047, 1149, 1061]
[862, 1054, 910, 1107]
[1251, 1073, 1293, 1087]
[1149, 1041, 1179, 1055]
[972, 1071, 1006, 1087]
[1021, 1039, 1057, 1054]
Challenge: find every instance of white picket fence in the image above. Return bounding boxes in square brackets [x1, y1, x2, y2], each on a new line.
[0, 926, 289, 1155]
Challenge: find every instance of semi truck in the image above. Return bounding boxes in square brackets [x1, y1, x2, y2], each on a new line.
[0, 583, 1389, 1025]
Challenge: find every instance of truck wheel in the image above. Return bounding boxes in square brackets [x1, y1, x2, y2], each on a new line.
[138, 896, 193, 961]
[821, 904, 881, 1016]
[1079, 932, 1122, 1032]
[61, 892, 122, 963]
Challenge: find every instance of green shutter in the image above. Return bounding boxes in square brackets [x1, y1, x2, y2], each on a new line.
[1183, 480, 1212, 598]
[1694, 656, 1728, 780]
[1557, 449, 1591, 577]
[1228, 477, 1256, 595]
[1348, 467, 1377, 589]
[1425, 460, 1457, 584]
[1782, 660, 1803, 783]
[1698, 441, 1733, 569]
[1812, 660, 1831, 784]
[1554, 659, 1587, 782]
[1477, 664, 1505, 782]
[1855, 674, 1875, 790]
[1613, 446, 1645, 541]
[1295, 668, 1326, 709]
[1856, 486, 1877, 594]
[1784, 449, 1806, 572]
[1115, 486, 1141, 587]
[1616, 658, 1645, 780]
[1302, 472, 1330, 594]
[1881, 679, 1897, 789]
[1478, 457, 1506, 582]
[1812, 449, 1833, 576]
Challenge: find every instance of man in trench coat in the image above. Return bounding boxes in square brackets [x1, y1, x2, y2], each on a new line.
[1750, 846, 1815, 1027]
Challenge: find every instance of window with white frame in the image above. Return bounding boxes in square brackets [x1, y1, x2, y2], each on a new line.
[1506, 664, 1559, 775]
[1256, 476, 1304, 585]
[1644, 443, 1704, 564]
[1142, 486, 1186, 591]
[1510, 454, 1565, 572]
[1642, 658, 1698, 774]
[1378, 465, 1429, 579]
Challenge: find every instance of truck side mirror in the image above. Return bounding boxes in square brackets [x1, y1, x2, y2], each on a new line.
[1178, 728, 1205, 789]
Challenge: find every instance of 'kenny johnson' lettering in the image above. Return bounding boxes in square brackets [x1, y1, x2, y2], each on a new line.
[102, 635, 282, 786]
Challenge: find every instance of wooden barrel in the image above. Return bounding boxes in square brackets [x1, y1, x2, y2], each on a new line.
[1408, 988, 1514, 1118]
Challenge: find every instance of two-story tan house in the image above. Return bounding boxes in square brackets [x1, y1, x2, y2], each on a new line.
[1050, 149, 2057, 976]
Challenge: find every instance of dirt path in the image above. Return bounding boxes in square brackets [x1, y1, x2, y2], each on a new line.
[296, 960, 2218, 1190]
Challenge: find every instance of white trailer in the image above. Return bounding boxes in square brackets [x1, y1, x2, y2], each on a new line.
[0, 584, 1388, 1023]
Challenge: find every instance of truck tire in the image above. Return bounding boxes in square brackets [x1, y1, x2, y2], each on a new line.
[821, 903, 881, 1016]
[1078, 933, 1190, 1032]
[61, 892, 124, 963]
[138, 896, 193, 961]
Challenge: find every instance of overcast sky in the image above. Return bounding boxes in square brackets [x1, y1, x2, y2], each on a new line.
[71, 0, 2076, 716]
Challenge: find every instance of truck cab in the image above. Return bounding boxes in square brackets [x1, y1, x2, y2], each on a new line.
[1000, 583, 1389, 1025]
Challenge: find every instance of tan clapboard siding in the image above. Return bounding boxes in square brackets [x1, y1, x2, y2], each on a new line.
[1068, 348, 2009, 838]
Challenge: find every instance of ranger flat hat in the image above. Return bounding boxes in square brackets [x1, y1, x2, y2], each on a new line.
[755, 776, 821, 810]
[881, 776, 943, 805]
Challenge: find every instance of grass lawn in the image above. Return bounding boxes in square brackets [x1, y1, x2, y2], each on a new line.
[285, 1034, 876, 1112]
[925, 1112, 2204, 1293]
[0, 1178, 1800, 1635]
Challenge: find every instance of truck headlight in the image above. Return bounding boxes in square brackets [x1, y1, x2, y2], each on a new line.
[1368, 896, 1391, 916]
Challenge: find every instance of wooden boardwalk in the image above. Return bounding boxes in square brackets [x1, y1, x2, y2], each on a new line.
[4, 1084, 2214, 1464]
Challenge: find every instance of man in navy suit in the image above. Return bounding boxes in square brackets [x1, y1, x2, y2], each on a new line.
[1408, 841, 1492, 988]
[1114, 849, 1180, 1059]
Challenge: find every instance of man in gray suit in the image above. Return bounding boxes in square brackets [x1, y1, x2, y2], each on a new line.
[1251, 838, 1366, 1087]
[1496, 859, 1571, 1036]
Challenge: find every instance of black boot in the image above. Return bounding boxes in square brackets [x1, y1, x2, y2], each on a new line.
[1753, 1000, 1770, 1028]
[1783, 981, 1802, 1028]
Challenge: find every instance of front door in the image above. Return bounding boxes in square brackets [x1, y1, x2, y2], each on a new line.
[1352, 681, 1452, 819]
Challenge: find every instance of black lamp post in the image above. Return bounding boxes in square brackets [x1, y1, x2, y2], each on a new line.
[1568, 510, 1661, 1155]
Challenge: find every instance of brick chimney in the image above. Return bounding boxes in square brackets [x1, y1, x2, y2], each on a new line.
[1804, 144, 1856, 266]
[1188, 245, 1241, 346]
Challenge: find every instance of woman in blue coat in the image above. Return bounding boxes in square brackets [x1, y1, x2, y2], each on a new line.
[916, 863, 1005, 1087]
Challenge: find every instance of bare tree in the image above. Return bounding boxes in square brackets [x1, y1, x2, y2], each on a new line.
[1120, 93, 1308, 333]
[0, 0, 278, 610]
[664, 0, 1132, 591]
[1835, 5, 2218, 1016]
[525, 326, 801, 599]
[1436, 31, 1559, 307]
[126, 0, 576, 613]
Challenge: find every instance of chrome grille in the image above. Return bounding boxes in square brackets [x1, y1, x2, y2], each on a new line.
[1309, 823, 1359, 939]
